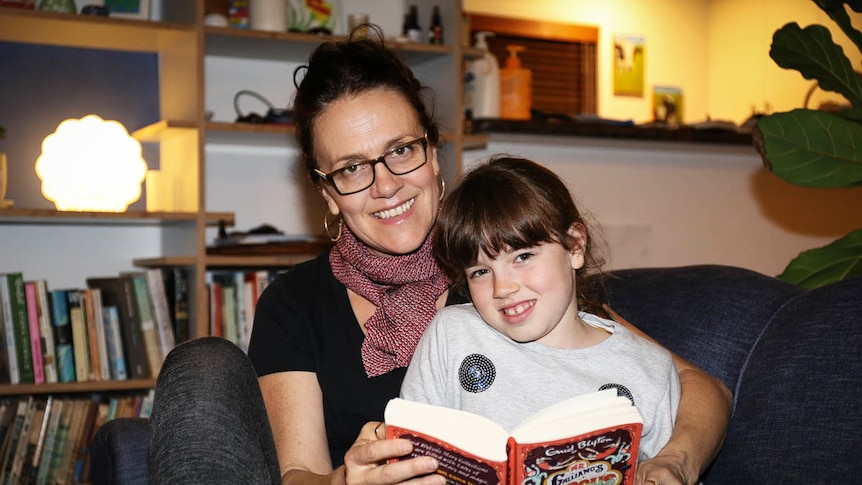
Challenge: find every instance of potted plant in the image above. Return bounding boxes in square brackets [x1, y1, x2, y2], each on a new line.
[753, 0, 862, 288]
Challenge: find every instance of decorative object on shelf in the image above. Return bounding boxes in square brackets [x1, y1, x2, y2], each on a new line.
[249, 0, 287, 32]
[103, 0, 150, 20]
[37, 0, 75, 13]
[81, 4, 110, 15]
[0, 124, 10, 209]
[288, 0, 337, 34]
[233, 90, 293, 125]
[35, 115, 148, 212]
[229, 0, 250, 28]
[0, 152, 12, 209]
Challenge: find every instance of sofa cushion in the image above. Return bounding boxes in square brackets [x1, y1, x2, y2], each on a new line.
[604, 265, 802, 394]
[708, 273, 862, 482]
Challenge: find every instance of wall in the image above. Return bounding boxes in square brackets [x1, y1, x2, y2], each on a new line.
[463, 0, 862, 124]
[464, 137, 862, 276]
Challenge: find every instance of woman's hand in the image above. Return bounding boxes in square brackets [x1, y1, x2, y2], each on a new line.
[340, 422, 445, 485]
[635, 449, 694, 485]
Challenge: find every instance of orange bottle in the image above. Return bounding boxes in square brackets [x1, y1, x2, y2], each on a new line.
[500, 45, 532, 120]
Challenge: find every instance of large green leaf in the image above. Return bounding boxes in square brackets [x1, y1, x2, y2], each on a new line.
[777, 228, 862, 288]
[813, 0, 862, 52]
[771, 22, 862, 106]
[754, 109, 862, 187]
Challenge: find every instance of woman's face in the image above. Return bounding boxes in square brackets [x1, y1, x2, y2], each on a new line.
[314, 88, 441, 257]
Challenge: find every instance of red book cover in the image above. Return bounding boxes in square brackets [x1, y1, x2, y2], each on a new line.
[23, 282, 45, 385]
[384, 390, 642, 485]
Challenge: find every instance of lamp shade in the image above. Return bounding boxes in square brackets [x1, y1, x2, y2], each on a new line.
[35, 114, 148, 212]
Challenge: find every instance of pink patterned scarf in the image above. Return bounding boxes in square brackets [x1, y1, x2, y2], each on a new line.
[330, 224, 449, 377]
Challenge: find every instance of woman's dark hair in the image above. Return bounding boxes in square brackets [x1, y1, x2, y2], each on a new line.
[433, 156, 607, 315]
[292, 25, 440, 182]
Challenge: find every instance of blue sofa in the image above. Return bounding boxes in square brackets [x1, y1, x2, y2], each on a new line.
[90, 264, 862, 484]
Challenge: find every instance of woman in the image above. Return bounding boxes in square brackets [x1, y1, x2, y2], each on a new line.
[149, 28, 731, 485]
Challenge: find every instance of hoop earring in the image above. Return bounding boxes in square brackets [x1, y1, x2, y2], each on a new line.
[438, 176, 446, 201]
[323, 211, 343, 242]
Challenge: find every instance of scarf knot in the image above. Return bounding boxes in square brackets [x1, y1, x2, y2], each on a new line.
[330, 225, 448, 377]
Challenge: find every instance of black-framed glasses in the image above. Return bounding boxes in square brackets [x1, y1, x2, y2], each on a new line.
[314, 133, 429, 195]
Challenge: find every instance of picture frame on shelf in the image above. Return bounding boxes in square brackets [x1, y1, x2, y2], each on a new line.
[104, 0, 150, 20]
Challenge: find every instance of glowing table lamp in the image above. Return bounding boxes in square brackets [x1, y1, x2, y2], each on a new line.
[35, 114, 148, 212]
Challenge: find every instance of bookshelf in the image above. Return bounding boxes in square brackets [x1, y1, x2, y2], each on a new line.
[0, 0, 479, 396]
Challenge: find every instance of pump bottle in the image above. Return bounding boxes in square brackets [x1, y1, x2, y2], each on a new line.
[500, 45, 532, 120]
[463, 31, 500, 119]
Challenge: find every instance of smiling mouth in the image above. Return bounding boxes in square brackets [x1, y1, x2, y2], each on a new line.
[501, 300, 535, 317]
[374, 198, 415, 220]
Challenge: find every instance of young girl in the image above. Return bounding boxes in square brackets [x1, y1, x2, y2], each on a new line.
[401, 156, 680, 461]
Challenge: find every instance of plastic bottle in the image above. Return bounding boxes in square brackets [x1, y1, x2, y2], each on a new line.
[404, 5, 422, 43]
[428, 5, 444, 44]
[463, 31, 500, 120]
[500, 45, 532, 120]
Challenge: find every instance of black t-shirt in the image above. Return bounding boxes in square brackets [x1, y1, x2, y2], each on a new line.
[248, 253, 465, 467]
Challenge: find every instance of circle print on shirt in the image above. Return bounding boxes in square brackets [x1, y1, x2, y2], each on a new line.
[599, 383, 635, 406]
[459, 354, 496, 393]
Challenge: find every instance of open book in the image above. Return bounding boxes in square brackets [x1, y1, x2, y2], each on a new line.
[385, 389, 642, 485]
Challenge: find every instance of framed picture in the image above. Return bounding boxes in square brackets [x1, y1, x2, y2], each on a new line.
[653, 85, 684, 126]
[104, 0, 150, 20]
[613, 34, 645, 97]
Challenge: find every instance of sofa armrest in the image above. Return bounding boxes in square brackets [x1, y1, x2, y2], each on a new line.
[90, 417, 150, 485]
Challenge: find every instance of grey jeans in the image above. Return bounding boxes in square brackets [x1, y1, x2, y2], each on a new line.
[149, 337, 281, 484]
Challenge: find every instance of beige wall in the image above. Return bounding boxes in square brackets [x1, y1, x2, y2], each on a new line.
[464, 0, 862, 124]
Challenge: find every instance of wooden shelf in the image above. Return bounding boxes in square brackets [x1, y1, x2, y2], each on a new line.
[134, 254, 317, 268]
[133, 119, 198, 142]
[0, 7, 195, 54]
[205, 121, 295, 146]
[0, 209, 234, 226]
[204, 25, 451, 62]
[0, 378, 157, 396]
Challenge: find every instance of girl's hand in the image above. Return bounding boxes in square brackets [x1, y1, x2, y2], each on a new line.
[341, 421, 446, 484]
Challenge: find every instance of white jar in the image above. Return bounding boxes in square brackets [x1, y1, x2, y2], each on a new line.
[249, 0, 288, 32]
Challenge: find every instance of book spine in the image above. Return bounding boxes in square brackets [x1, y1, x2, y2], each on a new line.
[45, 400, 72, 485]
[89, 289, 111, 381]
[68, 291, 90, 383]
[168, 267, 190, 344]
[24, 283, 45, 385]
[33, 281, 58, 384]
[118, 276, 150, 379]
[8, 396, 35, 485]
[0, 277, 16, 385]
[34, 398, 62, 485]
[102, 306, 127, 381]
[49, 290, 76, 384]
[131, 274, 162, 377]
[146, 268, 176, 362]
[2, 399, 29, 484]
[7, 274, 34, 384]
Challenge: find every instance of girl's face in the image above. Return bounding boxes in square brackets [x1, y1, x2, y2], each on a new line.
[314, 88, 441, 257]
[464, 230, 589, 349]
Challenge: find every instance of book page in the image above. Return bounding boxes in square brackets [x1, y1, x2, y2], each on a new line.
[385, 398, 509, 462]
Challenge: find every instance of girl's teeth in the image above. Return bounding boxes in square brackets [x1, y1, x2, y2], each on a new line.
[503, 301, 534, 316]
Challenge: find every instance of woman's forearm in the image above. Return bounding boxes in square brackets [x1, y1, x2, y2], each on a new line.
[660, 366, 732, 483]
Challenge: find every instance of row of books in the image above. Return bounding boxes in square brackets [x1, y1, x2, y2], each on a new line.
[0, 268, 190, 385]
[205, 269, 283, 352]
[0, 392, 154, 485]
